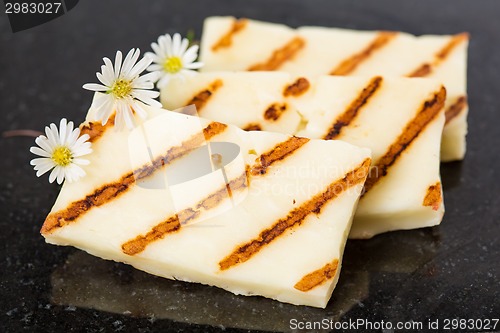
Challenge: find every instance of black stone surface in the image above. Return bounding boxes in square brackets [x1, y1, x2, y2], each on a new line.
[1, 0, 499, 332]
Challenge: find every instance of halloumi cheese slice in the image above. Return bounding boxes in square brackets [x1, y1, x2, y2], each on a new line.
[161, 72, 445, 238]
[199, 16, 468, 161]
[41, 104, 371, 308]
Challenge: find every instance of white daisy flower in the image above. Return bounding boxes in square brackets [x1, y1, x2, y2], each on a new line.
[30, 118, 92, 184]
[83, 48, 162, 130]
[146, 33, 204, 88]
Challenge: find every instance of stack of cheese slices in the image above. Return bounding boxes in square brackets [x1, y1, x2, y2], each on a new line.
[41, 17, 468, 308]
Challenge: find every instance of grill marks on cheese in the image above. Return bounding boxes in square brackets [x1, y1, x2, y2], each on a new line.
[121, 171, 249, 256]
[242, 123, 262, 131]
[80, 116, 115, 143]
[121, 136, 309, 255]
[211, 18, 249, 51]
[445, 95, 467, 124]
[263, 103, 288, 121]
[323, 76, 383, 140]
[186, 79, 223, 112]
[294, 259, 339, 292]
[248, 37, 305, 71]
[219, 158, 371, 271]
[408, 33, 469, 77]
[330, 32, 398, 75]
[363, 87, 446, 195]
[40, 122, 228, 235]
[283, 77, 310, 97]
[423, 182, 443, 211]
[250, 137, 310, 176]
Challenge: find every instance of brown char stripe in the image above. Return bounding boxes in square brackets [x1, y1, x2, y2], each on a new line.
[248, 37, 305, 71]
[40, 122, 228, 235]
[408, 33, 469, 77]
[219, 158, 371, 271]
[243, 123, 262, 131]
[363, 86, 446, 195]
[445, 95, 467, 124]
[323, 76, 383, 140]
[283, 77, 310, 97]
[407, 64, 432, 77]
[186, 79, 223, 113]
[211, 18, 249, 51]
[121, 171, 249, 255]
[330, 32, 397, 75]
[250, 136, 310, 176]
[263, 103, 288, 121]
[121, 136, 313, 255]
[80, 116, 115, 143]
[294, 259, 339, 292]
[423, 181, 442, 211]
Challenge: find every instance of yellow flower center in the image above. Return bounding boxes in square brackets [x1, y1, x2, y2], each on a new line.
[163, 56, 183, 74]
[111, 79, 132, 99]
[52, 146, 72, 166]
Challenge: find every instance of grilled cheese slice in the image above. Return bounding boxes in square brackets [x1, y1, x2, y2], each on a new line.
[199, 16, 468, 161]
[41, 104, 371, 308]
[161, 72, 445, 239]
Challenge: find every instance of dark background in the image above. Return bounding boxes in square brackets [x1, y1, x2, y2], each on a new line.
[1, 0, 499, 332]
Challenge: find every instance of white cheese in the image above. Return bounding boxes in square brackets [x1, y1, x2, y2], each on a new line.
[41, 105, 371, 308]
[161, 72, 445, 239]
[199, 16, 468, 161]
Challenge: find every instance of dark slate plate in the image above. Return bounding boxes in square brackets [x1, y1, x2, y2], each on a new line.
[1, 0, 499, 332]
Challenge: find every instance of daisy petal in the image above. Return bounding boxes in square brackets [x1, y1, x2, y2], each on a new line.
[133, 71, 158, 84]
[179, 37, 189, 55]
[83, 83, 109, 92]
[128, 56, 152, 79]
[132, 89, 160, 99]
[96, 97, 114, 125]
[30, 147, 51, 157]
[145, 52, 162, 64]
[172, 33, 182, 56]
[132, 81, 154, 90]
[114, 50, 123, 79]
[185, 61, 204, 70]
[66, 126, 81, 147]
[96, 72, 112, 87]
[74, 133, 91, 148]
[147, 64, 163, 72]
[48, 167, 59, 183]
[151, 42, 165, 59]
[132, 101, 148, 119]
[31, 157, 51, 166]
[34, 136, 52, 153]
[65, 121, 75, 145]
[122, 48, 141, 77]
[182, 45, 199, 63]
[46, 123, 59, 145]
[123, 105, 135, 129]
[35, 160, 55, 177]
[90, 92, 110, 111]
[101, 64, 114, 86]
[59, 118, 67, 145]
[161, 35, 173, 57]
[134, 95, 162, 108]
[67, 164, 86, 181]
[157, 74, 172, 88]
[114, 108, 125, 130]
[103, 57, 116, 79]
[55, 166, 65, 184]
